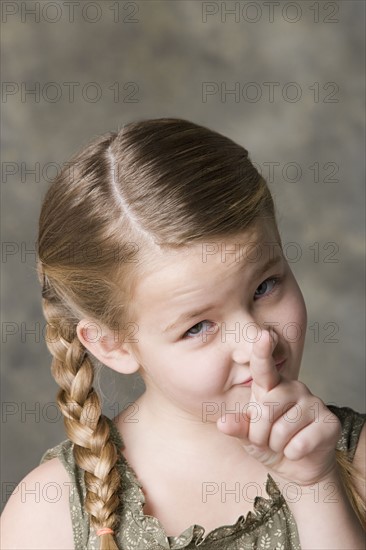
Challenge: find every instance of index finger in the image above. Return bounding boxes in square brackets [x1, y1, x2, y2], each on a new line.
[250, 329, 281, 392]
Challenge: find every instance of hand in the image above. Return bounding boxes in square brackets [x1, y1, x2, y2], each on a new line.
[216, 329, 341, 486]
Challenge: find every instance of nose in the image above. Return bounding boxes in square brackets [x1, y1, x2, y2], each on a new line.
[231, 344, 253, 365]
[224, 318, 259, 365]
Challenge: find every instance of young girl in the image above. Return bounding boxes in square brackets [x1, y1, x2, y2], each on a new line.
[1, 118, 365, 550]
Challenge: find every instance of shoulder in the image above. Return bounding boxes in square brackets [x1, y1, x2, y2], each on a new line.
[326, 404, 366, 459]
[327, 404, 366, 501]
[353, 422, 366, 501]
[1, 457, 74, 549]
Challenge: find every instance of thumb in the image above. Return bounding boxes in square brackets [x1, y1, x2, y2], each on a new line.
[216, 410, 250, 441]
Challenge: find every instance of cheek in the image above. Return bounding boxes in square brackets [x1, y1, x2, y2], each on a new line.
[166, 349, 229, 396]
[138, 342, 215, 388]
[176, 352, 226, 387]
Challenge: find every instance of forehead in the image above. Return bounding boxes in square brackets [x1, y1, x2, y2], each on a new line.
[132, 219, 279, 313]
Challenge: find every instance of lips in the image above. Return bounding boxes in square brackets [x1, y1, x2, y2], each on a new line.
[238, 359, 286, 386]
[239, 377, 253, 387]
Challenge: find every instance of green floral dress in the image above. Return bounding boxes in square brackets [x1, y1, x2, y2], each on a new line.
[40, 405, 365, 550]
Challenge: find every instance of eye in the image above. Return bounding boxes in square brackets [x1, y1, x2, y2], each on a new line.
[182, 320, 215, 339]
[254, 277, 280, 300]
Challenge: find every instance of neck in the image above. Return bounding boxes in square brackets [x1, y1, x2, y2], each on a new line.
[123, 388, 246, 462]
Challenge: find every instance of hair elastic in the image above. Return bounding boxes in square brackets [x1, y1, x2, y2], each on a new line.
[96, 527, 114, 536]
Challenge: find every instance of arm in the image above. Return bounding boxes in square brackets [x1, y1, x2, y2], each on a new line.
[0, 458, 74, 550]
[353, 423, 366, 502]
[217, 329, 365, 549]
[276, 415, 366, 549]
[276, 463, 365, 549]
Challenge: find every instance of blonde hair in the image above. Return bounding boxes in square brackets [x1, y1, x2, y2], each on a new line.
[36, 118, 364, 548]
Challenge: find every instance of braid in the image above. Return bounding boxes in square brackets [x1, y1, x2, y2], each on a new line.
[42, 276, 121, 549]
[335, 449, 366, 528]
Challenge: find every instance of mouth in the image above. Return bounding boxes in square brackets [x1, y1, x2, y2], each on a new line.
[237, 359, 286, 386]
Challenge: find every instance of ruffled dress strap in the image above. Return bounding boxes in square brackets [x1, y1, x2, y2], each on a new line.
[326, 404, 366, 460]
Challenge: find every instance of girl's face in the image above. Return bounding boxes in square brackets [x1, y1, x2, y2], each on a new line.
[128, 219, 307, 423]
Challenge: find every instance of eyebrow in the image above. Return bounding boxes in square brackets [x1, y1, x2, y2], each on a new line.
[162, 254, 283, 334]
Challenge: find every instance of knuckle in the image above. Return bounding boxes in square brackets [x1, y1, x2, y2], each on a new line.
[273, 421, 288, 440]
[291, 380, 309, 397]
[288, 436, 309, 457]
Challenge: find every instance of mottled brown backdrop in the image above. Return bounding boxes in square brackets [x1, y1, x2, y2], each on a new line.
[1, 0, 365, 512]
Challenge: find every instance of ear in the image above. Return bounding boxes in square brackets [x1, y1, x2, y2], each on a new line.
[76, 319, 140, 375]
